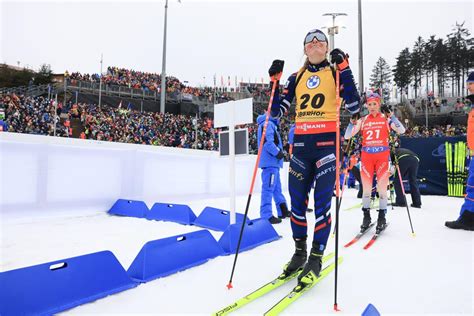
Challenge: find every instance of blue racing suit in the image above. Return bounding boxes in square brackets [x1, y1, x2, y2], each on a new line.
[271, 59, 360, 251]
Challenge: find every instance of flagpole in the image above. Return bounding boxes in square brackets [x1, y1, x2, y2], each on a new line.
[99, 53, 103, 108]
[160, 0, 169, 114]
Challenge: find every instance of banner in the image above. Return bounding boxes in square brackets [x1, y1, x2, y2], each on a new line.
[399, 136, 466, 195]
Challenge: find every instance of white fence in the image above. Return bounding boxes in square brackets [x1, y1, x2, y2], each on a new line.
[0, 133, 289, 213]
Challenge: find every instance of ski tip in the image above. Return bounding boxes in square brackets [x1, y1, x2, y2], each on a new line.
[334, 303, 342, 312]
[363, 240, 375, 250]
[344, 239, 356, 248]
[226, 282, 233, 290]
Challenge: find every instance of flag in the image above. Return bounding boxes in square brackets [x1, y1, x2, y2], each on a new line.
[127, 102, 132, 110]
[228, 76, 231, 87]
[221, 75, 224, 87]
[118, 100, 122, 109]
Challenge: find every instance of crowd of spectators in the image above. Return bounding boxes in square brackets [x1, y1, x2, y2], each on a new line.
[0, 94, 269, 153]
[0, 94, 69, 137]
[411, 96, 472, 114]
[1, 93, 469, 156]
[69, 67, 183, 93]
[80, 104, 220, 150]
[69, 67, 239, 103]
[404, 124, 467, 137]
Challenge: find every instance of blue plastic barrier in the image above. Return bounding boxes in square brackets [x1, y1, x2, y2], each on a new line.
[193, 206, 249, 231]
[362, 303, 381, 316]
[0, 251, 137, 316]
[218, 218, 280, 254]
[108, 199, 148, 218]
[147, 202, 197, 225]
[127, 230, 224, 282]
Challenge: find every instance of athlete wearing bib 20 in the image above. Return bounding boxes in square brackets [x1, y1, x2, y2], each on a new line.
[268, 28, 360, 281]
[345, 91, 405, 233]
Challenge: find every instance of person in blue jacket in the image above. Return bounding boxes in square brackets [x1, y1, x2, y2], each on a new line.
[257, 113, 290, 224]
[0, 109, 8, 132]
[445, 72, 474, 231]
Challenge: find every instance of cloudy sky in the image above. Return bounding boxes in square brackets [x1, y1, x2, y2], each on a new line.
[1, 0, 472, 89]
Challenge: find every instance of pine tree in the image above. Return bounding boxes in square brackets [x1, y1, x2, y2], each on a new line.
[423, 35, 437, 95]
[433, 39, 449, 97]
[447, 21, 470, 97]
[393, 48, 412, 102]
[36, 64, 53, 85]
[410, 37, 424, 99]
[369, 57, 392, 103]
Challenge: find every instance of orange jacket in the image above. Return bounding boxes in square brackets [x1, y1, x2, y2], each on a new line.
[468, 108, 474, 155]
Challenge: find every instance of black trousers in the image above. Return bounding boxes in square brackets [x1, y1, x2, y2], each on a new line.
[394, 156, 421, 206]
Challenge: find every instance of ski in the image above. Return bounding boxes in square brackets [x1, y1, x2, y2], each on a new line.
[343, 197, 380, 211]
[263, 257, 343, 316]
[343, 201, 362, 211]
[213, 253, 335, 316]
[344, 222, 376, 248]
[363, 223, 390, 250]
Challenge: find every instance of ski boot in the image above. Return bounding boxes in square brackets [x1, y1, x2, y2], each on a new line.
[278, 203, 291, 219]
[297, 242, 323, 283]
[268, 216, 282, 224]
[376, 209, 387, 233]
[283, 238, 307, 276]
[360, 207, 371, 232]
[445, 211, 474, 231]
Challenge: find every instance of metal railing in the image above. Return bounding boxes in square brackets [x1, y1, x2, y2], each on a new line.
[0, 84, 58, 98]
[67, 80, 253, 105]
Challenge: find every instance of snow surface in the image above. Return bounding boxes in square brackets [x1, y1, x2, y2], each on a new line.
[1, 189, 473, 316]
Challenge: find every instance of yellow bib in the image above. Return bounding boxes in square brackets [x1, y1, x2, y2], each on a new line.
[295, 67, 338, 124]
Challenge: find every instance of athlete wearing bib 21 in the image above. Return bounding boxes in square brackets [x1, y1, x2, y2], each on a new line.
[267, 28, 360, 282]
[345, 91, 405, 233]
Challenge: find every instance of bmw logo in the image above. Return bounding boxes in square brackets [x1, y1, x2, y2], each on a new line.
[306, 75, 320, 89]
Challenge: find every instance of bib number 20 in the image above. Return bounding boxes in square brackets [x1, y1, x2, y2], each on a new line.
[300, 93, 325, 110]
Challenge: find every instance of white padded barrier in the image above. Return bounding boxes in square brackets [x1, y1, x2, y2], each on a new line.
[0, 133, 289, 213]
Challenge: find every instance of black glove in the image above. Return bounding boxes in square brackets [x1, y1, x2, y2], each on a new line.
[466, 94, 474, 104]
[276, 150, 286, 160]
[351, 112, 360, 121]
[381, 104, 391, 114]
[269, 80, 279, 91]
[268, 60, 285, 77]
[330, 48, 348, 68]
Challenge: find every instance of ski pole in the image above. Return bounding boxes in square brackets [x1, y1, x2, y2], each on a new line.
[226, 67, 283, 290]
[331, 151, 353, 236]
[389, 178, 395, 210]
[333, 67, 342, 312]
[394, 156, 416, 236]
[338, 137, 355, 207]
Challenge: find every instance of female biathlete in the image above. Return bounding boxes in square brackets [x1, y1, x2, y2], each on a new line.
[268, 28, 360, 281]
[345, 91, 405, 233]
